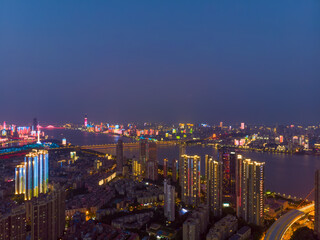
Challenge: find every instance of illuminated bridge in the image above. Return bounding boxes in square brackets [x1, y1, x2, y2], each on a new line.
[80, 141, 179, 150]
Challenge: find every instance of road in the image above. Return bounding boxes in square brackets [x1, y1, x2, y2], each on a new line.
[264, 203, 314, 240]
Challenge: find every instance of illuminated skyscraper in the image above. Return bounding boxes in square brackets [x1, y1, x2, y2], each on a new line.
[84, 114, 88, 128]
[116, 140, 124, 174]
[180, 155, 201, 206]
[163, 158, 168, 178]
[172, 159, 178, 182]
[239, 159, 265, 226]
[139, 139, 148, 175]
[178, 144, 186, 186]
[164, 179, 175, 222]
[240, 122, 245, 130]
[205, 155, 223, 217]
[219, 148, 242, 209]
[15, 149, 49, 200]
[315, 170, 320, 236]
[132, 159, 142, 178]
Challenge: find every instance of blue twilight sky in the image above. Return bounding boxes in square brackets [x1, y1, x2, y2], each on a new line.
[0, 0, 319, 125]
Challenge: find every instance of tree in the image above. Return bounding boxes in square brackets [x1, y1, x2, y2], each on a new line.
[290, 227, 319, 240]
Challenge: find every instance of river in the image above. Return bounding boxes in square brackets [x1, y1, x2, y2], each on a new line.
[44, 129, 320, 200]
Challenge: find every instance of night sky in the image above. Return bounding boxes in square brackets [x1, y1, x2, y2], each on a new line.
[1, 1, 319, 125]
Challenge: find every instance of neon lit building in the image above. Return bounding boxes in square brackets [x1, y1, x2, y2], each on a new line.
[239, 159, 265, 226]
[84, 114, 88, 128]
[205, 155, 223, 217]
[15, 149, 49, 200]
[219, 148, 242, 209]
[180, 155, 201, 206]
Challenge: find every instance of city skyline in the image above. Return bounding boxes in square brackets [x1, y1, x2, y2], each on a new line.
[1, 0, 319, 124]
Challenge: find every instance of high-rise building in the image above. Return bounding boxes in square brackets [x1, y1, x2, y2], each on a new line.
[0, 206, 26, 240]
[205, 155, 223, 217]
[146, 161, 158, 181]
[240, 122, 245, 130]
[116, 140, 124, 174]
[15, 149, 49, 200]
[140, 140, 158, 181]
[180, 155, 201, 206]
[164, 179, 175, 222]
[26, 187, 65, 240]
[183, 218, 199, 240]
[219, 148, 241, 209]
[132, 159, 142, 178]
[33, 118, 38, 132]
[172, 159, 178, 182]
[139, 139, 148, 175]
[315, 170, 320, 235]
[183, 205, 209, 240]
[163, 158, 168, 178]
[219, 122, 223, 128]
[179, 144, 186, 186]
[84, 114, 88, 128]
[239, 159, 265, 226]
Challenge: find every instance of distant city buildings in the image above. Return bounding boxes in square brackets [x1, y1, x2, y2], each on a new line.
[15, 149, 49, 200]
[180, 154, 201, 206]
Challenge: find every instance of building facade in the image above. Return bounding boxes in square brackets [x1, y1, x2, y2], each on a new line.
[239, 159, 265, 226]
[180, 155, 201, 206]
[205, 155, 223, 217]
[164, 179, 175, 222]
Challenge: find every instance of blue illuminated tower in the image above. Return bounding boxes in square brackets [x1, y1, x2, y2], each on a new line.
[15, 149, 49, 200]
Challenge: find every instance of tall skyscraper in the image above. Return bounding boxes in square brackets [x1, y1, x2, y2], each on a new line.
[146, 161, 158, 181]
[15, 149, 49, 200]
[315, 169, 320, 235]
[33, 118, 38, 132]
[240, 122, 245, 130]
[178, 144, 186, 186]
[205, 155, 223, 217]
[139, 139, 148, 175]
[140, 140, 158, 181]
[219, 148, 241, 209]
[239, 159, 265, 226]
[116, 140, 124, 174]
[163, 158, 168, 178]
[132, 159, 142, 178]
[180, 155, 201, 206]
[84, 114, 88, 128]
[172, 159, 178, 182]
[164, 179, 175, 222]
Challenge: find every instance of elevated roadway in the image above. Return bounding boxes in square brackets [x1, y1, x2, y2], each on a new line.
[264, 203, 314, 240]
